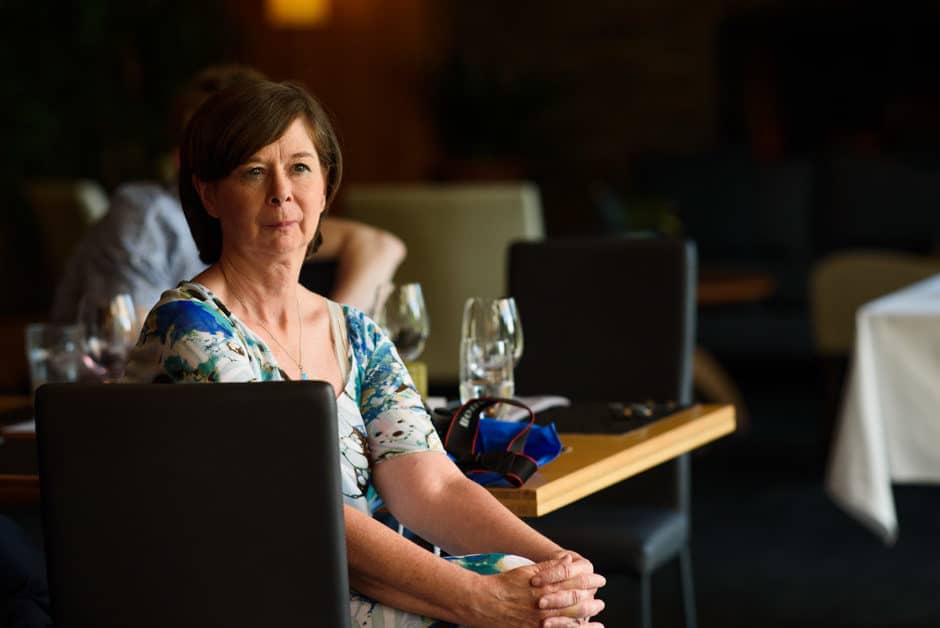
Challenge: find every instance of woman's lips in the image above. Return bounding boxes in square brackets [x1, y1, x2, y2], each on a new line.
[264, 220, 299, 229]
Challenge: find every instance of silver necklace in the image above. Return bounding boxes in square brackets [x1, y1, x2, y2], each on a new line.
[220, 265, 307, 380]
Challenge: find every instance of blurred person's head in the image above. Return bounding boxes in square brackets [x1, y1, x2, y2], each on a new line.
[169, 64, 267, 148]
[178, 80, 342, 264]
[159, 65, 267, 181]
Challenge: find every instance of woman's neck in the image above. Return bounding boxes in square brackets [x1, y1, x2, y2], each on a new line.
[214, 251, 304, 327]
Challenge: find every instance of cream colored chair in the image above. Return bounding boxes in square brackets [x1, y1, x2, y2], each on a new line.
[24, 178, 109, 281]
[810, 249, 940, 448]
[342, 183, 545, 385]
[810, 250, 940, 355]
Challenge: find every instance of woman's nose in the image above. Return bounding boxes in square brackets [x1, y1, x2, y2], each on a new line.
[268, 170, 292, 206]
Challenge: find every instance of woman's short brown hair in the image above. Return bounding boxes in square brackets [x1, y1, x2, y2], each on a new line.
[178, 80, 342, 264]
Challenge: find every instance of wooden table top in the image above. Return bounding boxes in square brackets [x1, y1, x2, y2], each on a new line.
[488, 404, 736, 517]
[0, 398, 736, 516]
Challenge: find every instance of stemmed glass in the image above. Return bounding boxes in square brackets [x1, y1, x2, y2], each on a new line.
[495, 297, 523, 366]
[78, 293, 139, 381]
[372, 283, 430, 362]
[459, 297, 523, 409]
[461, 297, 524, 364]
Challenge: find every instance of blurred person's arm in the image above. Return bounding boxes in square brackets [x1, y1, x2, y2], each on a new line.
[314, 217, 406, 312]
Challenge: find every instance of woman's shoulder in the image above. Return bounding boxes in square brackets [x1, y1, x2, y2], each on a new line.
[140, 282, 237, 344]
[338, 303, 384, 352]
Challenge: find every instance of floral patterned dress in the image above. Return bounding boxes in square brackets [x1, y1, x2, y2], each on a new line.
[125, 282, 531, 627]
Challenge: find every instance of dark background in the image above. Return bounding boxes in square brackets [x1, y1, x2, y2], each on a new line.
[3, 1, 940, 625]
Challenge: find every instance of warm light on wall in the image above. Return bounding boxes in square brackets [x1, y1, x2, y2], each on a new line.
[264, 0, 331, 28]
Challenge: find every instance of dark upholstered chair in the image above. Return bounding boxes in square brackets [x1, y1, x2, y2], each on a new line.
[509, 236, 697, 628]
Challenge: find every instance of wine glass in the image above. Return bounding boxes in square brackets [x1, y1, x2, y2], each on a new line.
[462, 297, 524, 365]
[460, 297, 518, 411]
[372, 283, 430, 362]
[459, 337, 514, 406]
[78, 293, 139, 381]
[495, 297, 523, 366]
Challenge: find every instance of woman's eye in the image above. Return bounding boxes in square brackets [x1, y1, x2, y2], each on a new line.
[245, 167, 264, 177]
[292, 163, 312, 173]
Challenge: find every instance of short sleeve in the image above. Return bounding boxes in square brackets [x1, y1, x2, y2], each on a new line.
[125, 297, 255, 383]
[347, 308, 445, 464]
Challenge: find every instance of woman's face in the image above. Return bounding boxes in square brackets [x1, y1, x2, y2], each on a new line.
[196, 116, 326, 263]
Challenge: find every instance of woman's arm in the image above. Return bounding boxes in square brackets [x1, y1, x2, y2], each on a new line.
[352, 313, 604, 624]
[345, 504, 604, 628]
[373, 450, 561, 560]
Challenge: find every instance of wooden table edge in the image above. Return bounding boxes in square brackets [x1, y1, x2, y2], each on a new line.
[489, 404, 736, 517]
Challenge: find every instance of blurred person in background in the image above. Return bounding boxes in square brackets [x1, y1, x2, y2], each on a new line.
[51, 65, 405, 323]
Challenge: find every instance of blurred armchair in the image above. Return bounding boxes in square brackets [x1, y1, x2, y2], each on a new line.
[23, 178, 108, 282]
[810, 249, 940, 449]
[341, 182, 544, 387]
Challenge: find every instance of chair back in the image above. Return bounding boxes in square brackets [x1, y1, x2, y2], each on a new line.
[343, 182, 545, 385]
[510, 236, 697, 512]
[24, 178, 109, 282]
[35, 381, 350, 628]
[510, 236, 696, 403]
[809, 249, 940, 355]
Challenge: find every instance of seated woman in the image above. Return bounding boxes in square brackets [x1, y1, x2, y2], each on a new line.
[126, 78, 605, 627]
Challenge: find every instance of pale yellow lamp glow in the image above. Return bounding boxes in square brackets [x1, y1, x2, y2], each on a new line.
[264, 0, 331, 27]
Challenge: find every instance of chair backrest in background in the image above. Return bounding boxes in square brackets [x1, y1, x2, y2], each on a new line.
[35, 381, 350, 628]
[342, 182, 545, 385]
[23, 178, 109, 282]
[809, 249, 940, 355]
[510, 236, 697, 404]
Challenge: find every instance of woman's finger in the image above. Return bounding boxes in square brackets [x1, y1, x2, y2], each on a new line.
[537, 572, 607, 599]
[537, 573, 609, 610]
[532, 553, 598, 587]
[542, 620, 604, 628]
[530, 555, 574, 587]
[540, 598, 606, 622]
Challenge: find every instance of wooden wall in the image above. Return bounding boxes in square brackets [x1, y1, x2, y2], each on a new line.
[230, 0, 451, 185]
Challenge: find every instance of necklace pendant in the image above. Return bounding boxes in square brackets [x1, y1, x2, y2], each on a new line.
[300, 370, 308, 381]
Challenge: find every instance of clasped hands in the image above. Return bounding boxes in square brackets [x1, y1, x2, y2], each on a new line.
[480, 550, 606, 628]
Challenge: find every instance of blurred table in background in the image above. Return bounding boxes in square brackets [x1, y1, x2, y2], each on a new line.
[693, 269, 777, 427]
[827, 274, 940, 544]
[0, 394, 37, 506]
[697, 268, 776, 306]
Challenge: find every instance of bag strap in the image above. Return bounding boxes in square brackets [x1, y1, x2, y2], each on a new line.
[442, 397, 539, 487]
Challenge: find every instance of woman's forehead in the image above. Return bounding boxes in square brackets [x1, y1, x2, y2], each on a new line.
[252, 117, 318, 158]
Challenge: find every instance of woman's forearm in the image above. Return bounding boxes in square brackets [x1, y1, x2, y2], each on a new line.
[406, 476, 562, 560]
[344, 504, 482, 624]
[374, 453, 562, 561]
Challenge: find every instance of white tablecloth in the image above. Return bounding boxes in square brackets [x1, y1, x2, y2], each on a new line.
[827, 274, 940, 544]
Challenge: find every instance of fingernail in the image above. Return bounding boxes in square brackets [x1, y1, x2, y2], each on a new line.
[531, 576, 543, 587]
[538, 597, 548, 609]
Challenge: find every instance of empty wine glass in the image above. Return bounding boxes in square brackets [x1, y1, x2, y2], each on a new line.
[462, 297, 524, 365]
[460, 297, 520, 413]
[495, 297, 523, 366]
[372, 283, 430, 362]
[459, 337, 514, 406]
[78, 293, 139, 381]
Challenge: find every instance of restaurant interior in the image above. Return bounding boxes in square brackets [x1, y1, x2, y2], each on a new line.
[2, 1, 939, 626]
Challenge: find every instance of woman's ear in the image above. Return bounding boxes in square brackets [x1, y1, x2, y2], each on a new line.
[193, 176, 219, 218]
